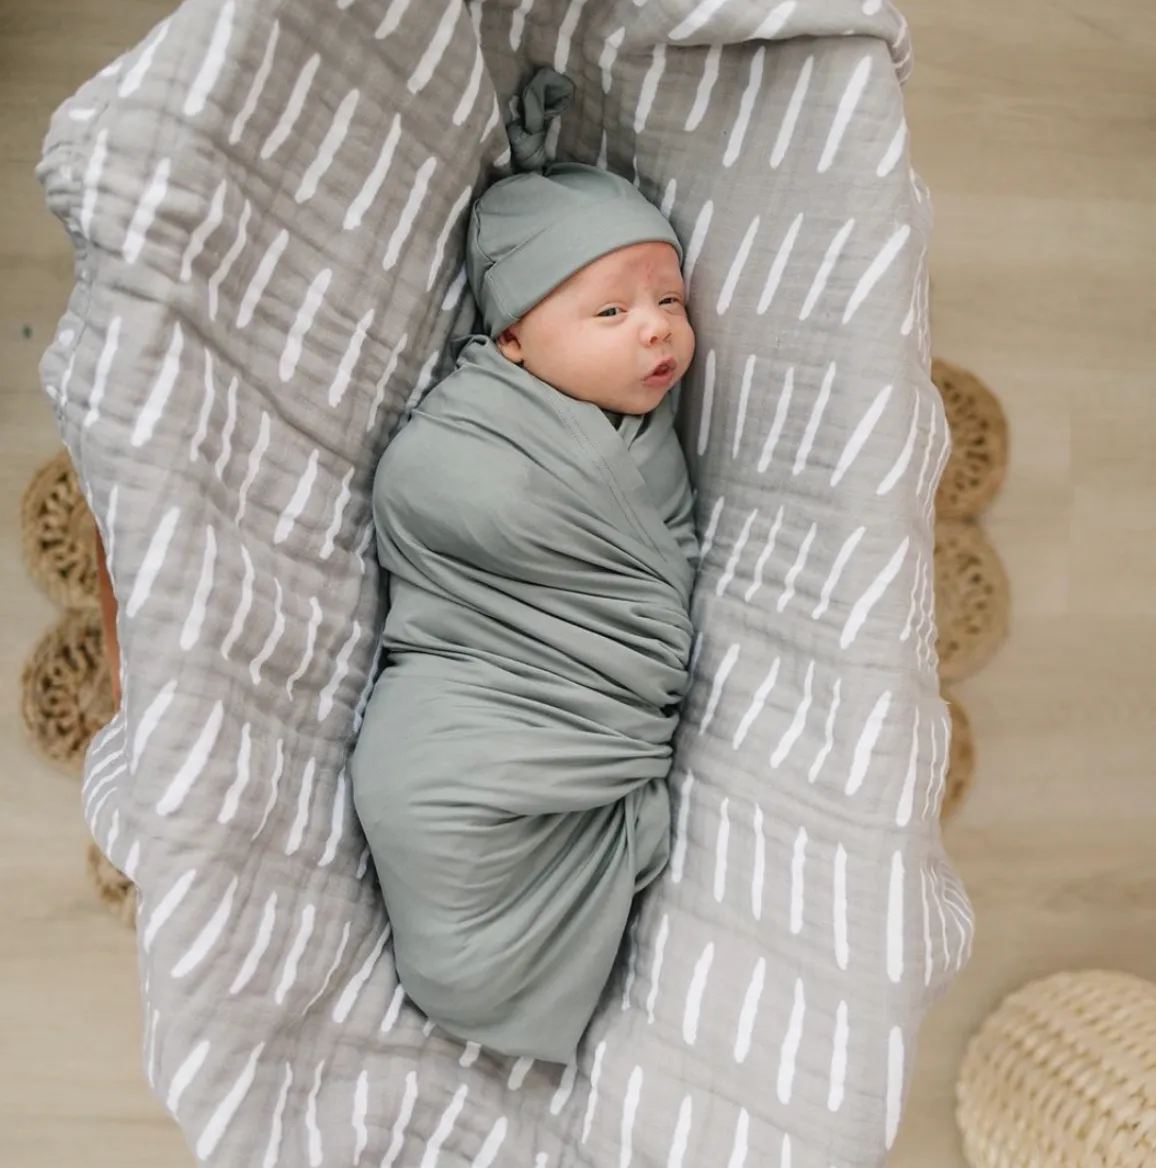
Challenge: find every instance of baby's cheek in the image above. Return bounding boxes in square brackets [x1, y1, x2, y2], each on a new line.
[682, 321, 697, 364]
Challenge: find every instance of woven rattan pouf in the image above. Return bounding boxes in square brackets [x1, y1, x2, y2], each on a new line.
[957, 970, 1156, 1168]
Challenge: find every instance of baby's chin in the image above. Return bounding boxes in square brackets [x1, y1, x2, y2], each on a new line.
[543, 381, 658, 415]
[612, 381, 675, 416]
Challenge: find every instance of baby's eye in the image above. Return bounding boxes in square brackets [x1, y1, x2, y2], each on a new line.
[660, 296, 683, 307]
[597, 307, 622, 318]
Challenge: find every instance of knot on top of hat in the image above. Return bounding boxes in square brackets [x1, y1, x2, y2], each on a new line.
[507, 67, 575, 173]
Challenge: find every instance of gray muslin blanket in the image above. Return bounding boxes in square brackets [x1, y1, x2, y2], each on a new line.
[351, 336, 698, 1062]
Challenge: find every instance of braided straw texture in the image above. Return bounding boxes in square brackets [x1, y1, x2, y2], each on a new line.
[933, 358, 1009, 521]
[20, 447, 99, 610]
[940, 691, 973, 823]
[957, 970, 1156, 1168]
[20, 609, 115, 777]
[935, 519, 1011, 683]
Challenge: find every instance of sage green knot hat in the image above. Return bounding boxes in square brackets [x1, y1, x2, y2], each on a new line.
[466, 66, 684, 338]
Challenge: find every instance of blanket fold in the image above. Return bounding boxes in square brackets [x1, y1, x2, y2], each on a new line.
[352, 336, 697, 1061]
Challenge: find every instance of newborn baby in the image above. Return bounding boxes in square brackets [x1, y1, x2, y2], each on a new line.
[351, 68, 698, 1063]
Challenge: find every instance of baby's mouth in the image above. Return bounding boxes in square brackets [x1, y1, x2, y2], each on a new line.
[646, 358, 677, 383]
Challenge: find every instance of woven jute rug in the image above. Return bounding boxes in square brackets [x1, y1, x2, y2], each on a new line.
[931, 357, 1011, 821]
[20, 448, 100, 611]
[19, 451, 134, 923]
[21, 608, 115, 776]
[933, 358, 1009, 522]
[19, 368, 1007, 921]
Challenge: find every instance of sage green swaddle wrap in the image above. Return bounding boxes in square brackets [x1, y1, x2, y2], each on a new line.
[351, 68, 698, 1062]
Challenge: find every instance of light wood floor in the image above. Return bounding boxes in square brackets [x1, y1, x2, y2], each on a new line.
[1, 3, 194, 1164]
[1, 2, 1153, 1165]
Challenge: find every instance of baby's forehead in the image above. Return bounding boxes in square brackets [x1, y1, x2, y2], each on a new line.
[578, 242, 683, 287]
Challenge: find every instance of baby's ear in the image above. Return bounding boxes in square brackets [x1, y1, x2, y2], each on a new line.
[496, 327, 524, 365]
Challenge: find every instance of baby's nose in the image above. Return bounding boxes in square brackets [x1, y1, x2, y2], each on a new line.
[642, 310, 672, 344]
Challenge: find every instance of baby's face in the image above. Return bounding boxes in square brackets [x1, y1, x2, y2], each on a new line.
[497, 242, 695, 415]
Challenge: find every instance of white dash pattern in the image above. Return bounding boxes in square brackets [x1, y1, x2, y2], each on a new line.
[733, 958, 765, 1063]
[776, 977, 806, 1104]
[713, 798, 730, 902]
[790, 827, 807, 934]
[699, 642, 740, 735]
[682, 942, 714, 1046]
[761, 364, 794, 474]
